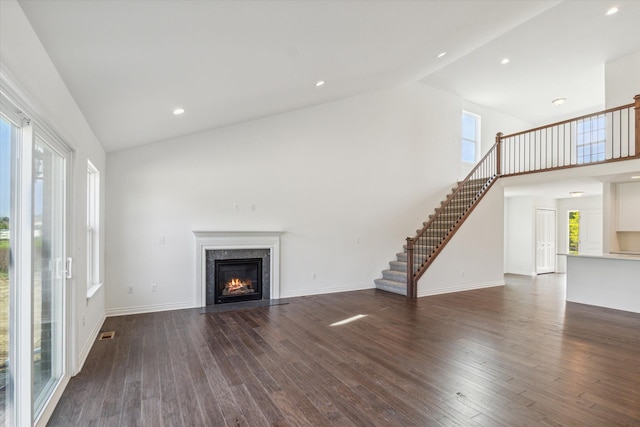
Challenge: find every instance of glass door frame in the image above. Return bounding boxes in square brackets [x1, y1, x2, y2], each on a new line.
[1, 85, 72, 427]
[0, 98, 35, 427]
[31, 128, 69, 423]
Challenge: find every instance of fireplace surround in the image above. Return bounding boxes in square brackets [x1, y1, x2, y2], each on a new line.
[194, 231, 283, 307]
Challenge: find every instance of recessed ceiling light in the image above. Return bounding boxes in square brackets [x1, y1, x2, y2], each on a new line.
[606, 7, 619, 15]
[437, 51, 447, 58]
[631, 175, 640, 179]
[173, 108, 185, 115]
[501, 58, 510, 65]
[315, 80, 325, 87]
[570, 191, 584, 197]
[552, 97, 566, 106]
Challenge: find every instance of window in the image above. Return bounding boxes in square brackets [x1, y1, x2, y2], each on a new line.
[568, 210, 580, 254]
[576, 115, 605, 164]
[87, 160, 100, 296]
[461, 111, 480, 163]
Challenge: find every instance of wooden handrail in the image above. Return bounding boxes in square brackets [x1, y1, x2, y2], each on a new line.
[635, 94, 640, 157]
[501, 101, 635, 140]
[500, 94, 639, 176]
[496, 132, 503, 176]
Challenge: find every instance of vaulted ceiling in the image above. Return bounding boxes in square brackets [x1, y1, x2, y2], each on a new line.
[17, 0, 640, 153]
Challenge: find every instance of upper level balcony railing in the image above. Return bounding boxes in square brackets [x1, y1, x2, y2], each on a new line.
[498, 95, 639, 176]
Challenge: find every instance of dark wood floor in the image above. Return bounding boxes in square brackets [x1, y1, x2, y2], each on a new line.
[48, 274, 640, 426]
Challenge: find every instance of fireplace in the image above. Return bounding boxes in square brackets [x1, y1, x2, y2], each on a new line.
[214, 258, 262, 304]
[194, 231, 282, 307]
[204, 247, 271, 306]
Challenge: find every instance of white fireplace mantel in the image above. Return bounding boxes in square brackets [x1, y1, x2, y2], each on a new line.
[193, 231, 283, 306]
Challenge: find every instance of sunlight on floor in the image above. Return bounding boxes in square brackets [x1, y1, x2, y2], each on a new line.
[330, 314, 367, 327]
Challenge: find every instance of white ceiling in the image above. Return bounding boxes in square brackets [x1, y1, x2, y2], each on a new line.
[503, 170, 640, 199]
[422, 0, 640, 126]
[503, 178, 605, 199]
[15, 0, 640, 153]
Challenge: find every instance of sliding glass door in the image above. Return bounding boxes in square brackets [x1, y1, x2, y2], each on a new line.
[0, 94, 69, 425]
[0, 113, 16, 426]
[32, 136, 66, 417]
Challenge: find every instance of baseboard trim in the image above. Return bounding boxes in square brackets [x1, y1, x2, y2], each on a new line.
[106, 301, 196, 317]
[280, 283, 375, 299]
[75, 312, 106, 375]
[417, 280, 505, 297]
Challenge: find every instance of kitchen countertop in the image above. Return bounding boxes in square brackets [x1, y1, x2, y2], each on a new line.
[563, 252, 640, 261]
[610, 250, 640, 256]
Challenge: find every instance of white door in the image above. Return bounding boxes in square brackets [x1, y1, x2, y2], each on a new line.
[579, 209, 603, 255]
[536, 209, 556, 274]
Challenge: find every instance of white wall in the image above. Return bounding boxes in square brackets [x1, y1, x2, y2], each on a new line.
[0, 1, 107, 422]
[504, 197, 535, 275]
[504, 195, 557, 275]
[1, 0, 107, 376]
[605, 50, 640, 108]
[603, 181, 618, 253]
[105, 81, 529, 313]
[602, 50, 640, 252]
[418, 184, 505, 295]
[106, 83, 463, 312]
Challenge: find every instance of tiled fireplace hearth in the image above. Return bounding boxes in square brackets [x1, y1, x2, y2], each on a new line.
[194, 231, 283, 306]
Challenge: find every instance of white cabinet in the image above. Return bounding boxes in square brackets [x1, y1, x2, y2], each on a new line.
[618, 182, 640, 231]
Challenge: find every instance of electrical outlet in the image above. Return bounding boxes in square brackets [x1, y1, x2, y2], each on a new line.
[312, 272, 316, 280]
[151, 283, 158, 292]
[128, 286, 134, 294]
[159, 236, 165, 245]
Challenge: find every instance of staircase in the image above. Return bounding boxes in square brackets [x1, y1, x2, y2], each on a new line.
[374, 177, 493, 296]
[373, 93, 639, 298]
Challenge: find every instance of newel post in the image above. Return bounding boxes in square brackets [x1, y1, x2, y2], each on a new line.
[495, 132, 503, 176]
[634, 95, 640, 157]
[406, 237, 416, 299]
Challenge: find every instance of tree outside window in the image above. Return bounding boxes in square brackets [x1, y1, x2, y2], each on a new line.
[568, 210, 580, 254]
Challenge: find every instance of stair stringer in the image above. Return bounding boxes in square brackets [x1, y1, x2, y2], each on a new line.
[416, 184, 505, 296]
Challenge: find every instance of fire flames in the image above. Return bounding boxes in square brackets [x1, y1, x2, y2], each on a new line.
[223, 278, 254, 296]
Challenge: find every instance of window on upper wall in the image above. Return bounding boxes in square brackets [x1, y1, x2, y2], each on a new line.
[576, 115, 605, 164]
[87, 160, 100, 295]
[461, 111, 480, 163]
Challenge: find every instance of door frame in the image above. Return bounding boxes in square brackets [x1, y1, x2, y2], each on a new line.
[1, 79, 74, 427]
